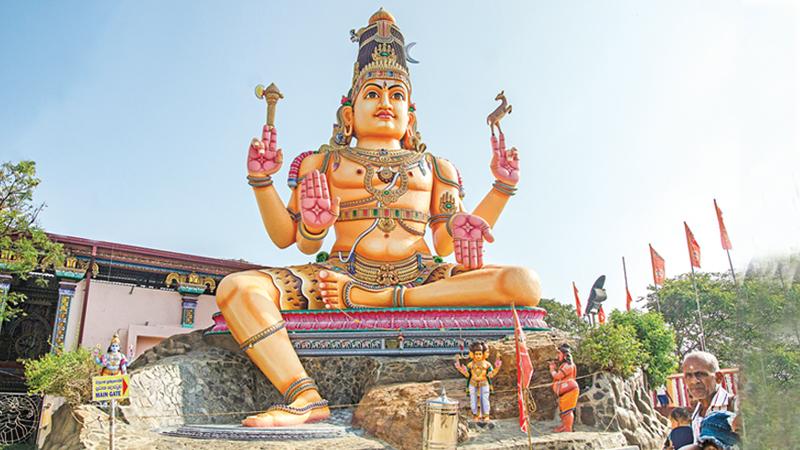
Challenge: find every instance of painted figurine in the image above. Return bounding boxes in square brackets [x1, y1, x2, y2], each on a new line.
[549, 343, 579, 432]
[217, 8, 541, 428]
[455, 341, 502, 423]
[93, 333, 128, 376]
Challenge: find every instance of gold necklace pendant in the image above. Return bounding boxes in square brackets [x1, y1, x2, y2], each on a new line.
[377, 167, 396, 183]
[364, 166, 409, 204]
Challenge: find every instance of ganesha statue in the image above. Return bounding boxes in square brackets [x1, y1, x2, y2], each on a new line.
[216, 8, 541, 427]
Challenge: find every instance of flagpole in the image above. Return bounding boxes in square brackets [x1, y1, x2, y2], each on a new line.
[523, 388, 533, 450]
[689, 263, 707, 352]
[726, 249, 737, 284]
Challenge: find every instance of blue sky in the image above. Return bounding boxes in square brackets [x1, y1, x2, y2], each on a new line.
[2, 1, 798, 313]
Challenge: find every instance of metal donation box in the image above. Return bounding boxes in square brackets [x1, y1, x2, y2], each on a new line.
[422, 387, 459, 450]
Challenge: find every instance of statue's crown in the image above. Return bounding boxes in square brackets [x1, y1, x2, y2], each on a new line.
[350, 8, 411, 95]
[110, 333, 120, 346]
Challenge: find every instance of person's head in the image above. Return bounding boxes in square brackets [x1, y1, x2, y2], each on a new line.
[557, 343, 573, 364]
[469, 341, 489, 362]
[333, 9, 421, 150]
[682, 351, 723, 403]
[670, 407, 691, 428]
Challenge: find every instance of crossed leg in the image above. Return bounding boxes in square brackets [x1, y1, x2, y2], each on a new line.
[318, 265, 541, 308]
[216, 270, 330, 427]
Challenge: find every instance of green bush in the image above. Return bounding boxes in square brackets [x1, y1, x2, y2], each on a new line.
[22, 347, 96, 405]
[577, 323, 644, 379]
[609, 310, 678, 387]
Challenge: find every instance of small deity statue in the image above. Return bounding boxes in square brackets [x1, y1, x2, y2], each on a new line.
[454, 341, 502, 423]
[93, 333, 128, 376]
[217, 8, 541, 427]
[549, 343, 579, 432]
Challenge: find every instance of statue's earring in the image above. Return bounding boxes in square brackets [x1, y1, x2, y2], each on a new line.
[343, 122, 353, 139]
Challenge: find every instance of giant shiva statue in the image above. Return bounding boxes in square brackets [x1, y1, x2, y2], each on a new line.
[216, 9, 541, 427]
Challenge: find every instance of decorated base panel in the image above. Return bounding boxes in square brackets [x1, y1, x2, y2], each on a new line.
[206, 306, 548, 356]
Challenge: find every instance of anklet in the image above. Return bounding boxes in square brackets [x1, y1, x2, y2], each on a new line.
[283, 377, 318, 404]
[240, 320, 286, 351]
[391, 285, 406, 308]
[266, 399, 329, 415]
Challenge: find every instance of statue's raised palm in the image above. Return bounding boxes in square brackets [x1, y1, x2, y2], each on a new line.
[300, 170, 340, 232]
[490, 133, 520, 185]
[247, 125, 283, 176]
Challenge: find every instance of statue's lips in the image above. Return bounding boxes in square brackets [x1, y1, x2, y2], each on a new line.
[374, 111, 395, 120]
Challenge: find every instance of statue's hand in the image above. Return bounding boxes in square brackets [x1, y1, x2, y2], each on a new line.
[451, 213, 494, 270]
[300, 170, 340, 232]
[494, 358, 502, 369]
[490, 133, 520, 185]
[247, 125, 283, 176]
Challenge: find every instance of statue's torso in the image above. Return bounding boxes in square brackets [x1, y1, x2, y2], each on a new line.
[324, 150, 435, 260]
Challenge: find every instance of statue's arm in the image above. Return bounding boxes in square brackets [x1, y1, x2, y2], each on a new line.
[429, 156, 464, 256]
[252, 181, 298, 249]
[473, 133, 519, 227]
[247, 125, 296, 249]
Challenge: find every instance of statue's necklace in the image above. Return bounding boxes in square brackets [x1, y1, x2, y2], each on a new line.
[340, 147, 425, 205]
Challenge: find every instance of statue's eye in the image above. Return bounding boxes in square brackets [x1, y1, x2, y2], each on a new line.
[392, 92, 405, 101]
[366, 91, 379, 99]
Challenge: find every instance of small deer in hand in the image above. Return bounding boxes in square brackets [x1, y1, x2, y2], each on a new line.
[486, 90, 512, 136]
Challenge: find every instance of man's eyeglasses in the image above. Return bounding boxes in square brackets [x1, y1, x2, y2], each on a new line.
[684, 370, 713, 380]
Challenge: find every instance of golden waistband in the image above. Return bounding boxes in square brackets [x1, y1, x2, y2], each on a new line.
[338, 207, 430, 224]
[326, 251, 437, 287]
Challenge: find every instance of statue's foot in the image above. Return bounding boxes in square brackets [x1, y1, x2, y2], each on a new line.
[242, 391, 330, 428]
[318, 270, 391, 309]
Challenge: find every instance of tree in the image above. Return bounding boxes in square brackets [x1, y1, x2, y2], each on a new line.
[0, 161, 64, 322]
[609, 310, 678, 387]
[538, 298, 590, 336]
[576, 323, 644, 379]
[647, 258, 800, 449]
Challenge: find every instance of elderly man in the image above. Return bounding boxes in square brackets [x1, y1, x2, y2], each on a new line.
[677, 351, 738, 450]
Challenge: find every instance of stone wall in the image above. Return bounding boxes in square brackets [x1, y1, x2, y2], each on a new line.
[575, 371, 669, 450]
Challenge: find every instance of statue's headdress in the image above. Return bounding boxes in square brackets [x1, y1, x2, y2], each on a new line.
[110, 333, 121, 346]
[350, 8, 412, 96]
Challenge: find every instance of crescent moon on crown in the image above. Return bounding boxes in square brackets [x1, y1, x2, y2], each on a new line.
[405, 42, 419, 64]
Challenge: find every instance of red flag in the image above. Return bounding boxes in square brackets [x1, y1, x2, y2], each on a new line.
[714, 199, 732, 250]
[684, 222, 701, 268]
[650, 244, 666, 286]
[598, 305, 606, 324]
[625, 286, 633, 312]
[572, 282, 582, 317]
[513, 306, 534, 433]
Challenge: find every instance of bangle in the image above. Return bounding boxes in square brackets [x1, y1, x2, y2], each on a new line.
[298, 222, 328, 241]
[248, 175, 274, 188]
[492, 180, 517, 196]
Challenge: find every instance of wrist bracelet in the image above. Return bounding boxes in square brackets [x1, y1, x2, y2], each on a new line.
[248, 174, 274, 188]
[299, 222, 328, 241]
[492, 180, 517, 196]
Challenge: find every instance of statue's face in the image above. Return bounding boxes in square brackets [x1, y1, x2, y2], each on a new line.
[110, 343, 120, 353]
[350, 80, 412, 141]
[471, 350, 485, 362]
